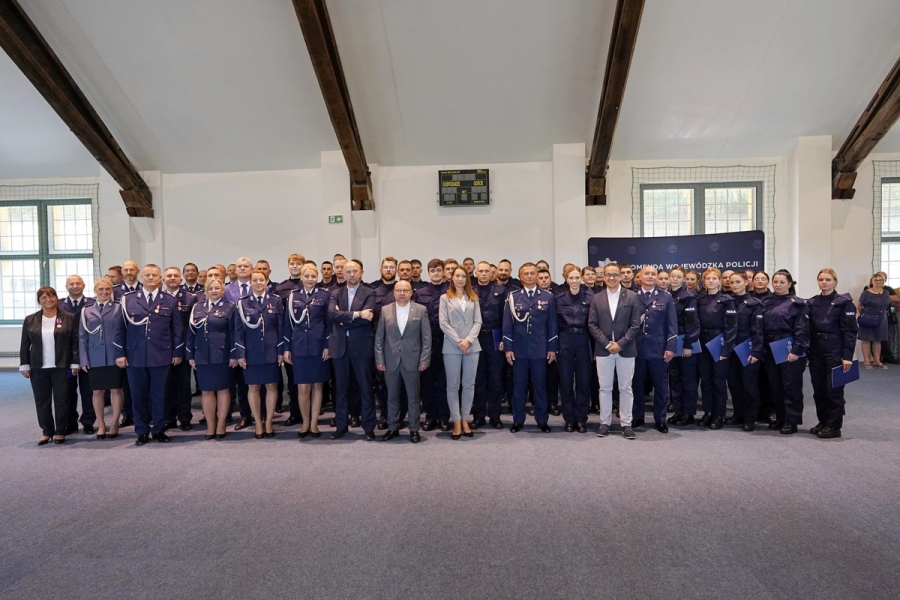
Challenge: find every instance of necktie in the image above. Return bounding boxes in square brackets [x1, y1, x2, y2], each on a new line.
[528, 290, 533, 300]
[148, 292, 154, 304]
[241, 283, 248, 297]
[257, 296, 263, 305]
[128, 286, 134, 292]
[98, 303, 103, 311]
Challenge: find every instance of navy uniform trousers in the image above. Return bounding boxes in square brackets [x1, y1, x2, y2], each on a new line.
[557, 331, 591, 424]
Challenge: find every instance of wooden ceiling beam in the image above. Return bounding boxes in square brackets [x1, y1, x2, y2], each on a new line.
[586, 0, 645, 206]
[0, 0, 153, 216]
[833, 54, 900, 200]
[293, 0, 373, 211]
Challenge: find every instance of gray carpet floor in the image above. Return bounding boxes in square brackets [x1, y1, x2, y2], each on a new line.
[0, 369, 898, 600]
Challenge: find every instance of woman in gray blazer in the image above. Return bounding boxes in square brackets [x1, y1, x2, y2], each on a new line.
[439, 267, 482, 439]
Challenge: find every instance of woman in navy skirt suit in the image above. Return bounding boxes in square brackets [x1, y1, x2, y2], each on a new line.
[282, 263, 331, 438]
[236, 268, 284, 438]
[187, 278, 240, 440]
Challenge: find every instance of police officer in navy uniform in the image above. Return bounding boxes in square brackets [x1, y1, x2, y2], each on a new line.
[472, 261, 508, 429]
[807, 268, 858, 439]
[537, 268, 561, 416]
[502, 262, 558, 432]
[555, 266, 593, 433]
[666, 267, 700, 426]
[631, 266, 677, 432]
[59, 275, 97, 434]
[114, 264, 185, 445]
[327, 259, 378, 440]
[162, 267, 197, 431]
[761, 269, 810, 434]
[113, 260, 142, 302]
[181, 263, 203, 295]
[275, 254, 307, 423]
[413, 259, 451, 431]
[695, 268, 738, 429]
[725, 271, 765, 430]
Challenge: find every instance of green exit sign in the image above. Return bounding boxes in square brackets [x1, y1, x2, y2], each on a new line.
[328, 215, 343, 224]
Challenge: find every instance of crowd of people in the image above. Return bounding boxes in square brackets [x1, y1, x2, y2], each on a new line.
[19, 252, 895, 445]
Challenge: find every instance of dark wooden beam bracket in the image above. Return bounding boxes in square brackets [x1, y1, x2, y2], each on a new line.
[0, 0, 153, 216]
[293, 0, 374, 211]
[832, 54, 900, 200]
[586, 0, 645, 206]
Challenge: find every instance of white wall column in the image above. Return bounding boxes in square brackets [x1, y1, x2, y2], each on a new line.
[552, 143, 587, 275]
[787, 136, 832, 296]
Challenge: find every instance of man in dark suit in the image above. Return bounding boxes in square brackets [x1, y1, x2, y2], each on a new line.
[374, 281, 431, 443]
[587, 263, 642, 439]
[327, 259, 377, 440]
[59, 274, 97, 434]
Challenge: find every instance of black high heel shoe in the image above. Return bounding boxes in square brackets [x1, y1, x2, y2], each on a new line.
[108, 432, 119, 439]
[38, 437, 50, 446]
[215, 432, 226, 439]
[310, 430, 321, 438]
[53, 437, 66, 445]
[97, 433, 108, 440]
[265, 430, 276, 438]
[298, 430, 310, 439]
[205, 434, 215, 441]
[254, 430, 265, 440]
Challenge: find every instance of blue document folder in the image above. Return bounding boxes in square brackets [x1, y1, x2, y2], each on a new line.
[492, 329, 503, 351]
[769, 336, 806, 364]
[675, 335, 701, 355]
[705, 334, 724, 359]
[832, 360, 860, 388]
[733, 337, 753, 367]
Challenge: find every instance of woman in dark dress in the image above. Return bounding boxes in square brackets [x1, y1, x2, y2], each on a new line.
[858, 272, 892, 369]
[236, 268, 284, 438]
[19, 286, 80, 445]
[187, 278, 240, 440]
[283, 263, 331, 438]
[79, 278, 125, 439]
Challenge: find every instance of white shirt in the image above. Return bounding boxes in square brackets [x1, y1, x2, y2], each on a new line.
[523, 286, 537, 298]
[396, 302, 411, 336]
[238, 280, 251, 298]
[41, 315, 56, 369]
[606, 287, 621, 320]
[143, 288, 157, 304]
[347, 284, 359, 309]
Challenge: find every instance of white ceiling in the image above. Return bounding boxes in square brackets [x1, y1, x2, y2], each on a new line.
[1, 0, 900, 178]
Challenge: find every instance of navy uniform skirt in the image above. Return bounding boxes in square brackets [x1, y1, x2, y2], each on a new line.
[196, 363, 231, 391]
[292, 355, 330, 384]
[244, 363, 281, 385]
[88, 365, 124, 391]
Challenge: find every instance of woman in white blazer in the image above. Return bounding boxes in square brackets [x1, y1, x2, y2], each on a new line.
[439, 267, 483, 439]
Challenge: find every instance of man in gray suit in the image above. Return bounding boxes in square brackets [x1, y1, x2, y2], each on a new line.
[587, 263, 642, 439]
[374, 280, 432, 443]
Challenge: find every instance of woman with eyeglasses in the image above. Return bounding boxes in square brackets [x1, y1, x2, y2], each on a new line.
[858, 272, 892, 369]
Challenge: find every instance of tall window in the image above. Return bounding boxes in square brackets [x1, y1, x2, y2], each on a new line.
[0, 200, 95, 322]
[882, 178, 900, 288]
[640, 182, 762, 237]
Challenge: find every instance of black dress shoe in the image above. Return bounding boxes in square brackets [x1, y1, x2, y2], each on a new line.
[510, 422, 523, 433]
[350, 416, 362, 428]
[330, 428, 349, 440]
[549, 406, 561, 416]
[708, 417, 723, 430]
[364, 430, 376, 441]
[421, 420, 436, 431]
[768, 421, 783, 430]
[329, 418, 336, 427]
[38, 438, 50, 446]
[135, 434, 149, 446]
[742, 423, 756, 432]
[576, 422, 587, 433]
[673, 414, 695, 426]
[155, 432, 171, 443]
[283, 415, 301, 427]
[376, 417, 389, 431]
[654, 422, 669, 433]
[816, 426, 841, 439]
[120, 416, 135, 427]
[65, 424, 79, 435]
[381, 429, 400, 441]
[410, 431, 421, 443]
[471, 417, 486, 430]
[179, 422, 193, 431]
[275, 405, 286, 414]
[234, 419, 252, 431]
[538, 422, 551, 433]
[780, 423, 798, 435]
[632, 419, 646, 428]
[698, 414, 711, 427]
[82, 425, 97, 435]
[162, 421, 176, 432]
[666, 413, 682, 425]
[439, 421, 451, 432]
[564, 422, 574, 433]
[810, 422, 825, 435]
[490, 418, 504, 430]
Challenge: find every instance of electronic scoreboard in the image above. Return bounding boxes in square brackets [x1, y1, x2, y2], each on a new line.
[438, 169, 489, 206]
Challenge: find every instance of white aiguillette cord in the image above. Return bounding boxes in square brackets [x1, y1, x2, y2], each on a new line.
[237, 295, 265, 337]
[81, 305, 102, 335]
[189, 302, 210, 336]
[122, 295, 150, 334]
[287, 290, 310, 328]
[507, 291, 529, 323]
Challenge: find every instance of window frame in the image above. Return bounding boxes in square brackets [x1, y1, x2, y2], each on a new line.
[639, 181, 764, 237]
[0, 197, 94, 324]
[880, 177, 900, 289]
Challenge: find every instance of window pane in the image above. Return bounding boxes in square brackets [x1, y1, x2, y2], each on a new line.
[882, 242, 900, 289]
[0, 205, 40, 254]
[883, 183, 900, 237]
[704, 187, 756, 233]
[51, 258, 94, 294]
[0, 260, 41, 320]
[48, 204, 93, 253]
[643, 189, 693, 237]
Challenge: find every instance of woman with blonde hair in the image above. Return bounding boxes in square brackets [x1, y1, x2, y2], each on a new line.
[79, 278, 125, 439]
[858, 271, 892, 368]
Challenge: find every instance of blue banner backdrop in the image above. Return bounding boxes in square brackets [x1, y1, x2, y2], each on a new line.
[587, 231, 765, 273]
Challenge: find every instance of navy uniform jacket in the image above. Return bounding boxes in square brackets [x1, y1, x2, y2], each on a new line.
[165, 288, 196, 332]
[236, 293, 284, 364]
[413, 281, 450, 334]
[182, 283, 203, 295]
[696, 291, 738, 357]
[752, 289, 773, 303]
[762, 294, 810, 356]
[634, 288, 678, 358]
[186, 299, 240, 366]
[502, 277, 523, 292]
[807, 291, 858, 361]
[327, 284, 376, 359]
[319, 278, 340, 292]
[474, 282, 509, 333]
[411, 280, 429, 292]
[671, 287, 700, 345]
[224, 280, 252, 304]
[114, 290, 185, 367]
[502, 288, 559, 359]
[731, 293, 765, 360]
[60, 296, 96, 318]
[79, 301, 122, 368]
[555, 287, 593, 330]
[113, 281, 142, 302]
[284, 288, 330, 358]
[275, 278, 303, 304]
[370, 280, 397, 322]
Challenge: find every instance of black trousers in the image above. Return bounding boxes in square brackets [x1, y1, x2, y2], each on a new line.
[726, 354, 761, 423]
[473, 331, 505, 420]
[67, 370, 95, 428]
[546, 360, 559, 408]
[763, 352, 806, 425]
[698, 349, 729, 418]
[421, 347, 449, 422]
[164, 359, 193, 424]
[808, 344, 846, 429]
[32, 368, 70, 436]
[557, 333, 591, 424]
[668, 354, 698, 416]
